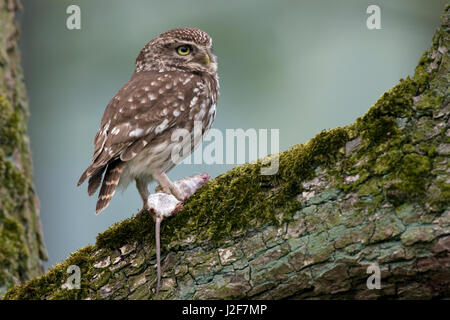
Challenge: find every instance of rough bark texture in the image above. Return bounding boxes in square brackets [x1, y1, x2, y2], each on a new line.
[0, 0, 47, 297]
[3, 5, 450, 300]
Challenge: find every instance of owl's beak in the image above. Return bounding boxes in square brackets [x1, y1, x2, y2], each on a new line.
[205, 52, 217, 73]
[204, 53, 211, 66]
[189, 52, 216, 73]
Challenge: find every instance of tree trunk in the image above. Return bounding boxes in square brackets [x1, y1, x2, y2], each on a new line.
[0, 0, 47, 297]
[3, 5, 449, 300]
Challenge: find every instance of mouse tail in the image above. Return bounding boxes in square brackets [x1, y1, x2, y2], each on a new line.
[155, 217, 161, 295]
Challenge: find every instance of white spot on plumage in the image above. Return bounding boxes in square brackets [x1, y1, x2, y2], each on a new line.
[129, 128, 143, 137]
[190, 96, 199, 107]
[165, 83, 172, 90]
[158, 88, 165, 94]
[128, 97, 133, 102]
[151, 81, 157, 86]
[102, 122, 110, 133]
[182, 77, 191, 85]
[148, 93, 157, 100]
[209, 103, 216, 114]
[173, 109, 180, 117]
[155, 119, 169, 134]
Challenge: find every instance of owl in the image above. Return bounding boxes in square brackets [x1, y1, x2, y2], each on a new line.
[77, 28, 219, 215]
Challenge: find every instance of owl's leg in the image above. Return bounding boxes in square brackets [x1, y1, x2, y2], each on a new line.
[155, 173, 211, 201]
[153, 172, 184, 201]
[136, 178, 150, 211]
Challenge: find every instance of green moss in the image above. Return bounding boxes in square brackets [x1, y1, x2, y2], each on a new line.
[3, 245, 96, 300]
[0, 94, 34, 294]
[419, 143, 437, 157]
[413, 52, 432, 89]
[373, 149, 403, 175]
[0, 95, 24, 155]
[0, 215, 28, 289]
[402, 144, 416, 154]
[398, 153, 431, 194]
[362, 116, 399, 147]
[359, 79, 416, 122]
[97, 210, 155, 249]
[415, 93, 442, 111]
[427, 177, 450, 211]
[357, 178, 381, 197]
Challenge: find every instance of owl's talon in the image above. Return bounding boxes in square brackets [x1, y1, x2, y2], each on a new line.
[155, 173, 210, 201]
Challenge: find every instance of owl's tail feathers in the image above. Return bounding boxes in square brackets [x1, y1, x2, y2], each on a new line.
[77, 168, 90, 186]
[88, 166, 107, 196]
[78, 166, 99, 187]
[77, 165, 107, 195]
[95, 160, 125, 214]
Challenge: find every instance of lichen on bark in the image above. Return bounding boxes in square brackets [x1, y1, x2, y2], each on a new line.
[3, 5, 450, 300]
[0, 0, 47, 296]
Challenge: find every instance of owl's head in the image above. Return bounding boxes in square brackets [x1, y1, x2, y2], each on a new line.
[135, 28, 217, 74]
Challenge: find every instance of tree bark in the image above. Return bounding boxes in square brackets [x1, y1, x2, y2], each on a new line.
[3, 5, 449, 300]
[0, 0, 47, 297]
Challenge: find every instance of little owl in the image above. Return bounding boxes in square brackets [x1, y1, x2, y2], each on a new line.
[78, 27, 218, 212]
[77, 28, 219, 294]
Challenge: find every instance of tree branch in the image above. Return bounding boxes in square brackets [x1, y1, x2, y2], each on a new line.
[0, 0, 47, 297]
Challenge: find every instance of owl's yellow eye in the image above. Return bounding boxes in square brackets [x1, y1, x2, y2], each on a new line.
[176, 45, 191, 56]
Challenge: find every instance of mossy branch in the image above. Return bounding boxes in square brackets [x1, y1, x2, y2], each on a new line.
[4, 5, 450, 300]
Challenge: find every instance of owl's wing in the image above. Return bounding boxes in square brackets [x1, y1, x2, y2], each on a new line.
[78, 70, 201, 186]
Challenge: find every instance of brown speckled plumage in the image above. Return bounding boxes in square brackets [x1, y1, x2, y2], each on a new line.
[78, 27, 219, 214]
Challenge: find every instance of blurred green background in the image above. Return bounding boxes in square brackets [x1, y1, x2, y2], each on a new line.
[18, 0, 447, 270]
